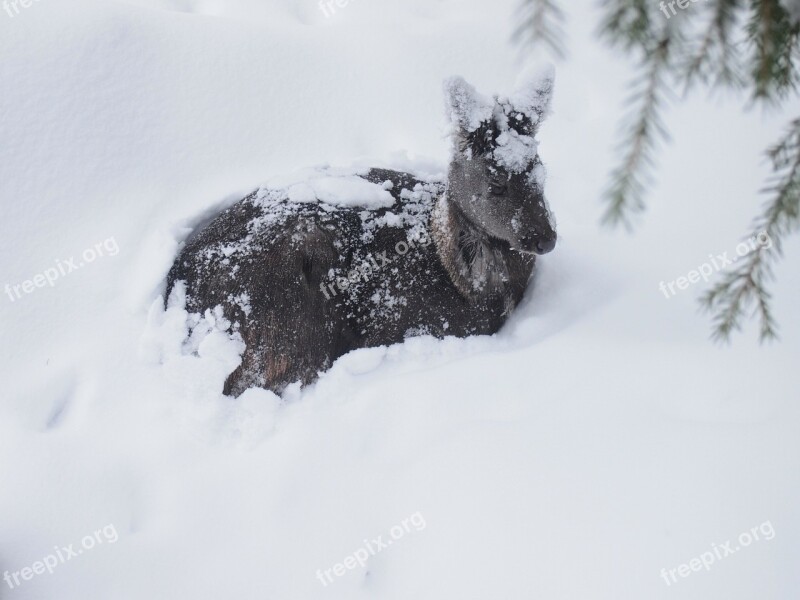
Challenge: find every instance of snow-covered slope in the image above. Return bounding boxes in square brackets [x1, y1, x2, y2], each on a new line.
[1, 0, 798, 598]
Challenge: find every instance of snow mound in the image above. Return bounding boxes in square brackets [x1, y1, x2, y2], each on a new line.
[263, 167, 395, 209]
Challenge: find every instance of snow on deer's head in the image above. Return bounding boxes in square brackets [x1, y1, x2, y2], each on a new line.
[444, 67, 556, 255]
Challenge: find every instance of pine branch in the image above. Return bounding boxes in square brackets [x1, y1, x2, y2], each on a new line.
[748, 0, 800, 102]
[512, 0, 800, 340]
[602, 36, 672, 228]
[700, 116, 800, 342]
[598, 0, 654, 51]
[700, 245, 777, 341]
[683, 0, 745, 92]
[512, 0, 567, 58]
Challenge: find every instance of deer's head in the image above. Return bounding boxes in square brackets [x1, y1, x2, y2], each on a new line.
[444, 68, 556, 255]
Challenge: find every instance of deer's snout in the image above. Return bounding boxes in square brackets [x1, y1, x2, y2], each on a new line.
[519, 230, 556, 255]
[535, 235, 556, 254]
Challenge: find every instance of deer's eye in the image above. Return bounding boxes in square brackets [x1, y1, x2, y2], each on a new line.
[489, 175, 508, 196]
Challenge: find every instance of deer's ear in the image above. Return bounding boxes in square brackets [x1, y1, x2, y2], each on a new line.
[443, 76, 494, 135]
[508, 64, 554, 133]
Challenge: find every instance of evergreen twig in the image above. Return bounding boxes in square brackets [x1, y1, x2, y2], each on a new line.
[512, 0, 567, 58]
[603, 37, 673, 228]
[698, 117, 800, 340]
[514, 0, 800, 342]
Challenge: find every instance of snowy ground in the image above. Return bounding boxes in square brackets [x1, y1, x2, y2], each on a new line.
[1, 0, 799, 598]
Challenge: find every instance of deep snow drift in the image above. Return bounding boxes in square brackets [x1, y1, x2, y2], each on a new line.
[0, 0, 798, 599]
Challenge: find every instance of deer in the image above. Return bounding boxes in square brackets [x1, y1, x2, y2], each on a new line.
[166, 68, 557, 396]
